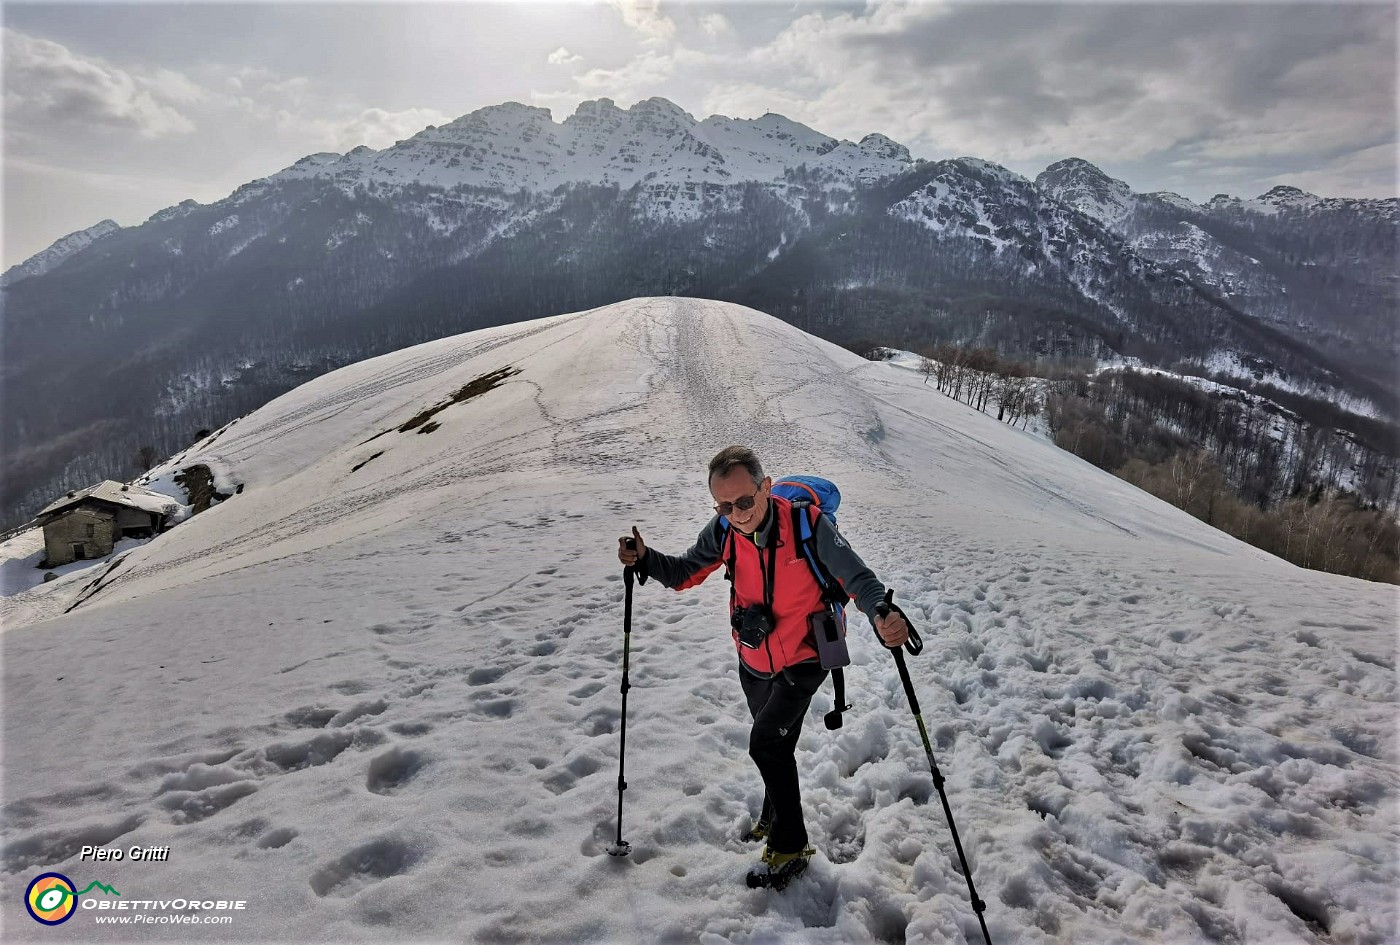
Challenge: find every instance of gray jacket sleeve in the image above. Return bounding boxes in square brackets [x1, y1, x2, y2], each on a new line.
[810, 513, 889, 627]
[636, 516, 728, 590]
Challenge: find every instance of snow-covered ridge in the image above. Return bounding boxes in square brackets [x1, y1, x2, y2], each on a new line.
[892, 158, 1038, 250]
[1, 219, 121, 286]
[267, 96, 915, 197]
[1208, 186, 1398, 222]
[2, 298, 1393, 943]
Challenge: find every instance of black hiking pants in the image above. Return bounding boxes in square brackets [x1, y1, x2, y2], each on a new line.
[740, 659, 829, 855]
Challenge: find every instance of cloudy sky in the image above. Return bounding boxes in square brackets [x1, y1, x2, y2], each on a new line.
[3, 0, 1395, 269]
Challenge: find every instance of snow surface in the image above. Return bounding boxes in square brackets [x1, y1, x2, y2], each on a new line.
[2, 298, 1396, 944]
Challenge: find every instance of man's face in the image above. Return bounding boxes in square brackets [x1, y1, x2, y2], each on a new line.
[710, 466, 771, 536]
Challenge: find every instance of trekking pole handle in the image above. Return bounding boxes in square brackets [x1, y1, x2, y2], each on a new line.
[622, 537, 636, 579]
[875, 589, 924, 656]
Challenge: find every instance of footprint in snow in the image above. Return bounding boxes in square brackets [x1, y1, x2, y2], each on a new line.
[467, 694, 515, 719]
[824, 808, 866, 864]
[467, 666, 508, 686]
[309, 837, 423, 898]
[569, 681, 605, 701]
[285, 706, 338, 728]
[390, 721, 433, 737]
[257, 827, 299, 849]
[259, 730, 359, 772]
[366, 747, 427, 795]
[161, 781, 259, 824]
[582, 706, 621, 737]
[1, 814, 145, 874]
[330, 699, 388, 727]
[542, 754, 604, 795]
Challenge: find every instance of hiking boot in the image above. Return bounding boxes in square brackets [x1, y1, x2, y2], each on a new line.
[740, 819, 771, 843]
[745, 845, 815, 890]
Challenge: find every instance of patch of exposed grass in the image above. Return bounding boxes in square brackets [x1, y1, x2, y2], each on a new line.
[351, 451, 384, 472]
[356, 365, 520, 450]
[397, 366, 519, 433]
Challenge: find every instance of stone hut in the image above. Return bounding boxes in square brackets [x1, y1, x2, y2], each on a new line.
[36, 481, 177, 567]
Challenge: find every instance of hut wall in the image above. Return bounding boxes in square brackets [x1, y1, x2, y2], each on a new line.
[43, 506, 116, 567]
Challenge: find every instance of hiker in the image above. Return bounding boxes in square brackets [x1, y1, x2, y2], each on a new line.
[616, 445, 910, 887]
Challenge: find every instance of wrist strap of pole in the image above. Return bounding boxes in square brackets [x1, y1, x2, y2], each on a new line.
[877, 592, 924, 656]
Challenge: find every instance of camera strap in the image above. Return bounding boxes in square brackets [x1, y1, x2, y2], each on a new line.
[722, 513, 780, 618]
[762, 528, 777, 613]
[724, 528, 737, 615]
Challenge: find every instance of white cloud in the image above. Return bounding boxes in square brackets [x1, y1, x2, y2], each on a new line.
[548, 46, 583, 65]
[698, 13, 732, 39]
[571, 49, 689, 100]
[607, 0, 676, 43]
[327, 107, 454, 152]
[3, 28, 200, 138]
[711, 1, 1396, 198]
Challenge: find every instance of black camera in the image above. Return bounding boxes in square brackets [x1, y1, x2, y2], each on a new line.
[731, 604, 774, 649]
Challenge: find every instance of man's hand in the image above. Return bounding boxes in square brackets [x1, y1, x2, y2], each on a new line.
[617, 526, 647, 568]
[874, 610, 910, 648]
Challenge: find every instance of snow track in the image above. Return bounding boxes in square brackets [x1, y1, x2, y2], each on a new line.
[2, 298, 1394, 944]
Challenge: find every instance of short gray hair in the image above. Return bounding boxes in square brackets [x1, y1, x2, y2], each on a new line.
[708, 446, 764, 486]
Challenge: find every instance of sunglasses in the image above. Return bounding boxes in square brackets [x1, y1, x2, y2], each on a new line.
[713, 490, 760, 517]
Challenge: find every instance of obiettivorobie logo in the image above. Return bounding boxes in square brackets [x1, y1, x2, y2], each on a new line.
[25, 871, 246, 928]
[25, 873, 121, 925]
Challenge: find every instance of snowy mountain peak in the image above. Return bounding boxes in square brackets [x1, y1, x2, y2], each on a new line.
[859, 133, 911, 163]
[1041, 157, 1110, 179]
[1145, 191, 1198, 211]
[570, 97, 621, 118]
[1259, 184, 1311, 199]
[952, 157, 1028, 186]
[1035, 157, 1134, 226]
[1, 218, 121, 286]
[145, 199, 204, 227]
[265, 97, 913, 202]
[292, 152, 345, 168]
[1255, 184, 1320, 210]
[1208, 186, 1397, 222]
[632, 96, 694, 121]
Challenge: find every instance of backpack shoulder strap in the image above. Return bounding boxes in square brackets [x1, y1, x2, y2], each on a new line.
[789, 501, 849, 607]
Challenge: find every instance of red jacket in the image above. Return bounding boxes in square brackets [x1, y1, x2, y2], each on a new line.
[674, 496, 826, 675]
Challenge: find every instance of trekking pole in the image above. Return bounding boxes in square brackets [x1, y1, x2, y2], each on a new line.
[606, 539, 636, 857]
[877, 589, 992, 945]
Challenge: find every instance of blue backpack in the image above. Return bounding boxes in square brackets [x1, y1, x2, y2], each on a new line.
[771, 476, 841, 523]
[769, 476, 849, 608]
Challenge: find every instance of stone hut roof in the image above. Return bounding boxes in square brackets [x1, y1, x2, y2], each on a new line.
[37, 480, 177, 522]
